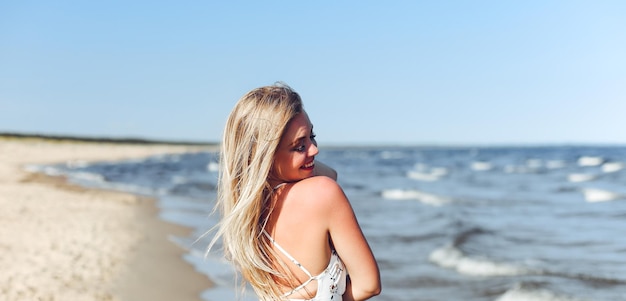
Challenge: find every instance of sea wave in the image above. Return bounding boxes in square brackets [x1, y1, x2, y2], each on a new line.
[64, 169, 159, 195]
[582, 188, 623, 203]
[578, 156, 604, 167]
[496, 283, 591, 301]
[567, 173, 596, 183]
[407, 164, 448, 181]
[407, 171, 442, 182]
[25, 164, 105, 183]
[206, 161, 219, 172]
[429, 243, 530, 277]
[429, 227, 534, 277]
[381, 189, 451, 206]
[67, 171, 106, 183]
[471, 161, 493, 171]
[24, 164, 64, 176]
[601, 162, 624, 173]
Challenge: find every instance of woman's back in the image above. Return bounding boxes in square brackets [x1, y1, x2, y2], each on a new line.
[264, 177, 342, 299]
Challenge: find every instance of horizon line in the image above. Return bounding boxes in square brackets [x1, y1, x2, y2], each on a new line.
[2, 131, 624, 148]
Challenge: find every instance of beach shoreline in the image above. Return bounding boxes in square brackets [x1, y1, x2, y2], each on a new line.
[0, 139, 217, 301]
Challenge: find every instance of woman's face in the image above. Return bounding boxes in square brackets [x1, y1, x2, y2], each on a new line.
[272, 112, 318, 183]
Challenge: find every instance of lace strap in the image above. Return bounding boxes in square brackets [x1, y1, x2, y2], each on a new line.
[274, 183, 287, 190]
[262, 230, 313, 278]
[262, 230, 317, 297]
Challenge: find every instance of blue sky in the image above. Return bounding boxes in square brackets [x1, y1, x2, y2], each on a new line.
[1, 1, 625, 146]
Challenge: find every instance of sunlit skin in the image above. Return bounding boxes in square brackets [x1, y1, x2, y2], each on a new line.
[271, 112, 318, 186]
[266, 111, 381, 300]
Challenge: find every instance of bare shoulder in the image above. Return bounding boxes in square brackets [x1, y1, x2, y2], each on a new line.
[289, 176, 346, 207]
[295, 175, 343, 195]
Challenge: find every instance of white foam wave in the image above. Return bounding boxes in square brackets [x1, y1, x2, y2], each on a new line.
[24, 164, 104, 183]
[601, 162, 624, 173]
[407, 165, 448, 181]
[407, 171, 440, 182]
[471, 161, 493, 171]
[24, 164, 44, 174]
[429, 244, 528, 277]
[68, 171, 105, 183]
[567, 173, 596, 183]
[578, 156, 604, 167]
[206, 161, 219, 172]
[496, 284, 589, 301]
[24, 165, 64, 176]
[382, 189, 451, 206]
[582, 188, 622, 203]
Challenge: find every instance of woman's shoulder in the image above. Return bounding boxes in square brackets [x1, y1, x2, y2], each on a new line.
[288, 176, 346, 206]
[296, 175, 343, 193]
[283, 176, 348, 227]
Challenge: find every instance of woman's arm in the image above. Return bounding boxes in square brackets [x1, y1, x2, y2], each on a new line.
[315, 177, 381, 300]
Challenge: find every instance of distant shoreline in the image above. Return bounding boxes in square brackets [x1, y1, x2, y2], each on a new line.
[2, 132, 622, 149]
[0, 132, 217, 146]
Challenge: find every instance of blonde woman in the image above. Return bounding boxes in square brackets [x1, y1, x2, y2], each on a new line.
[210, 83, 381, 300]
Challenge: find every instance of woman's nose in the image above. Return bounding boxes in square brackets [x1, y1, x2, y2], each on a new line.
[309, 142, 319, 157]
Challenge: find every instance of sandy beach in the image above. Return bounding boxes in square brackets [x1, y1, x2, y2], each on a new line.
[0, 138, 216, 301]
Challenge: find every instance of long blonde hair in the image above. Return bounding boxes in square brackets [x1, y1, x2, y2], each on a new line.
[209, 83, 303, 300]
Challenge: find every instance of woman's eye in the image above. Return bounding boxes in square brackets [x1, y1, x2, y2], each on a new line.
[292, 134, 316, 152]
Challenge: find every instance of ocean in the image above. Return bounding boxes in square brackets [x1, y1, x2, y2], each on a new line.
[32, 145, 626, 301]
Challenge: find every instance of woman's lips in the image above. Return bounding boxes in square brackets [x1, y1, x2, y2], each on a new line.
[302, 160, 315, 170]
